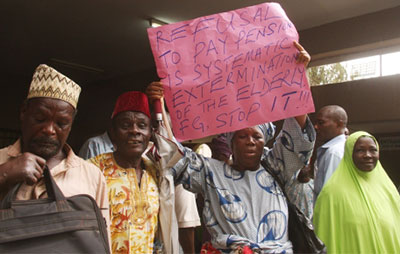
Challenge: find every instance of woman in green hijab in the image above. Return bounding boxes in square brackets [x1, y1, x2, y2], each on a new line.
[313, 131, 400, 253]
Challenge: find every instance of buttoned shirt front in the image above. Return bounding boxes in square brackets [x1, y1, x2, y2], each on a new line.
[90, 152, 159, 254]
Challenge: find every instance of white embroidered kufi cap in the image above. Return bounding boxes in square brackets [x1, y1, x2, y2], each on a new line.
[27, 64, 81, 109]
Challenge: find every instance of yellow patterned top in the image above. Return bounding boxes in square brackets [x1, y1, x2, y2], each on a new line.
[90, 153, 159, 254]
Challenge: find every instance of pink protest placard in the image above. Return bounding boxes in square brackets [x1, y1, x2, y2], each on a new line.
[148, 2, 314, 141]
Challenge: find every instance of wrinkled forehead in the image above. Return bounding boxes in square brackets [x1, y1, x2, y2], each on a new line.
[319, 107, 339, 120]
[317, 109, 332, 119]
[234, 126, 264, 135]
[27, 97, 75, 114]
[113, 111, 150, 122]
[355, 136, 378, 147]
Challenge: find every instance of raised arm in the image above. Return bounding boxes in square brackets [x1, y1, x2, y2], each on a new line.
[293, 41, 311, 129]
[146, 81, 174, 139]
[263, 117, 315, 185]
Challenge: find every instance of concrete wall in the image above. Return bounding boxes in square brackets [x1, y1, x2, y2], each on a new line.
[311, 75, 400, 129]
[300, 6, 400, 62]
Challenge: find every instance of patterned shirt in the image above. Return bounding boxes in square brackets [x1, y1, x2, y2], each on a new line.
[171, 118, 315, 253]
[90, 153, 159, 254]
[285, 170, 314, 220]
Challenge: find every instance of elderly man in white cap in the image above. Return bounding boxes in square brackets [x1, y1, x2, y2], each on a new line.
[0, 64, 110, 228]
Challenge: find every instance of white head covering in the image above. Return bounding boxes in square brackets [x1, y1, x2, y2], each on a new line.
[225, 122, 276, 150]
[27, 64, 81, 109]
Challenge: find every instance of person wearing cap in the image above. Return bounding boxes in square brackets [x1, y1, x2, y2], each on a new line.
[81, 131, 201, 254]
[0, 64, 110, 229]
[90, 91, 192, 254]
[146, 41, 316, 253]
[147, 86, 315, 253]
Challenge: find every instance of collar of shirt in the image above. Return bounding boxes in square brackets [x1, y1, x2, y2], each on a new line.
[9, 139, 81, 200]
[101, 131, 115, 152]
[9, 139, 78, 176]
[320, 134, 346, 150]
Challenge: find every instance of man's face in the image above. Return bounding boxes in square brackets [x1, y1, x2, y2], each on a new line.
[231, 126, 265, 171]
[112, 111, 152, 158]
[20, 98, 75, 159]
[314, 110, 341, 144]
[352, 136, 379, 172]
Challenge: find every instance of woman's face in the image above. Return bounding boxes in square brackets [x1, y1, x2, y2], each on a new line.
[352, 136, 379, 172]
[231, 126, 265, 171]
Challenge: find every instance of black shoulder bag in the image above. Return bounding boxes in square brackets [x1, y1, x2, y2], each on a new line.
[0, 165, 110, 253]
[261, 161, 326, 254]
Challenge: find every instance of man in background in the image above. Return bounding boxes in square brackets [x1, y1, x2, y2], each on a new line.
[314, 105, 348, 200]
[79, 129, 115, 159]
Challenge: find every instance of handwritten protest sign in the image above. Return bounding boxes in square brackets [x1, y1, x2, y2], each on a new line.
[148, 2, 314, 141]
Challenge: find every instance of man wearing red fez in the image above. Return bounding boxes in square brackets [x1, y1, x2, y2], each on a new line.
[89, 91, 200, 254]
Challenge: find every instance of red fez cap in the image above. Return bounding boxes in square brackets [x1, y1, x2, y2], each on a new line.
[111, 91, 151, 119]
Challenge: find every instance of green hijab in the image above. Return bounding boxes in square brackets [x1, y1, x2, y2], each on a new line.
[313, 131, 400, 253]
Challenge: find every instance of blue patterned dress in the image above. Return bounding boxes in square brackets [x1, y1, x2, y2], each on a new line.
[171, 118, 315, 253]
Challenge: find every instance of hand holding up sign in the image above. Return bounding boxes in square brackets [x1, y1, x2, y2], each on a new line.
[148, 2, 315, 141]
[294, 41, 311, 67]
[146, 81, 164, 103]
[292, 40, 311, 129]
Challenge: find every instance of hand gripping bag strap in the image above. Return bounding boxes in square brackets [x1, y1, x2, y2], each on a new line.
[260, 160, 326, 254]
[43, 166, 72, 212]
[43, 165, 68, 202]
[0, 165, 110, 253]
[0, 165, 72, 213]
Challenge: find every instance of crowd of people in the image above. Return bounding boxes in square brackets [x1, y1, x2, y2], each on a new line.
[0, 40, 399, 254]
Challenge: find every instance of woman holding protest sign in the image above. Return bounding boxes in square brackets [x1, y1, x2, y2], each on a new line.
[146, 41, 319, 253]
